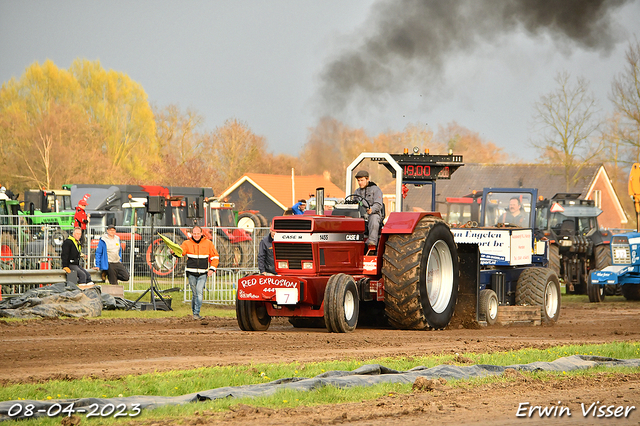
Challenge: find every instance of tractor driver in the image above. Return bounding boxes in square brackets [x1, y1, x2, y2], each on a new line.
[501, 197, 527, 227]
[354, 170, 384, 255]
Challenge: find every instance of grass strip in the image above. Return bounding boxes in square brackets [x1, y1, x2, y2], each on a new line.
[3, 342, 639, 425]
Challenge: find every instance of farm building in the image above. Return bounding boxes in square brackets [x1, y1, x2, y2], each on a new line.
[219, 173, 345, 222]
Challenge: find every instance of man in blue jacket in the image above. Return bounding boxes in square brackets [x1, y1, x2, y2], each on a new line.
[291, 199, 306, 215]
[94, 225, 130, 284]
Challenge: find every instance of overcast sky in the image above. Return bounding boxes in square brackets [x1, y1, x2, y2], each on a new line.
[1, 0, 639, 162]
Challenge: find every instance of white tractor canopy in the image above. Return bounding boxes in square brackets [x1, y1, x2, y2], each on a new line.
[345, 151, 464, 213]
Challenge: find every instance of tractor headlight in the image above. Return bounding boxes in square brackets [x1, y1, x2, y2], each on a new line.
[277, 260, 289, 269]
[302, 261, 313, 270]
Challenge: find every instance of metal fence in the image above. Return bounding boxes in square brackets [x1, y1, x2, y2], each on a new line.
[0, 216, 267, 305]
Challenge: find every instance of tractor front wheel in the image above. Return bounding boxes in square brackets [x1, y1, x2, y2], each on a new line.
[478, 289, 498, 325]
[516, 268, 561, 324]
[587, 282, 605, 303]
[324, 273, 359, 333]
[383, 217, 458, 330]
[236, 299, 271, 331]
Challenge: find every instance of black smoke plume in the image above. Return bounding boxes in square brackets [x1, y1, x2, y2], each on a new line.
[318, 0, 633, 113]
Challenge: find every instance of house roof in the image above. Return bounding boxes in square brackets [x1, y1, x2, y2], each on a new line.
[220, 173, 345, 210]
[405, 163, 600, 201]
[403, 163, 627, 223]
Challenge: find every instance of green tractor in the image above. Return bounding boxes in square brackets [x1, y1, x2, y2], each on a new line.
[21, 187, 75, 249]
[0, 187, 71, 272]
[0, 191, 23, 271]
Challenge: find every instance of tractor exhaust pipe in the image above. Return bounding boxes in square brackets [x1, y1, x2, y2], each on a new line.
[315, 187, 325, 215]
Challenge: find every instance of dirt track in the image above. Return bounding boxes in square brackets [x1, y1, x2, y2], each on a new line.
[1, 299, 639, 425]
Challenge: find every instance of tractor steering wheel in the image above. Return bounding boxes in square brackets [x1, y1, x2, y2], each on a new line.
[343, 194, 371, 209]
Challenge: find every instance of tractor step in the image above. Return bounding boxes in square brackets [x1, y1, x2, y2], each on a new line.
[495, 305, 541, 326]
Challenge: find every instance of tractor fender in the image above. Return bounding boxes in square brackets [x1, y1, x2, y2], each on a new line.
[381, 211, 442, 234]
[590, 229, 611, 246]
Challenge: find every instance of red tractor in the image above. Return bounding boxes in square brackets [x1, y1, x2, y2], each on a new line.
[236, 151, 479, 332]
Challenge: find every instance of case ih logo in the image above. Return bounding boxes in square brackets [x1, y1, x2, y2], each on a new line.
[281, 234, 304, 240]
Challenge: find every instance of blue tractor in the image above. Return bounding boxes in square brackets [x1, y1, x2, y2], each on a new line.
[450, 187, 561, 325]
[589, 232, 640, 301]
[589, 162, 640, 301]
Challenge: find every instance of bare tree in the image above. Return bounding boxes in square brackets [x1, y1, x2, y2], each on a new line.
[532, 71, 603, 191]
[154, 104, 219, 188]
[299, 117, 371, 190]
[208, 119, 268, 193]
[610, 38, 640, 166]
[434, 122, 508, 163]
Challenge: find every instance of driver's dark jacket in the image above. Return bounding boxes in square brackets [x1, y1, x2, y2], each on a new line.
[354, 181, 384, 216]
[258, 232, 276, 274]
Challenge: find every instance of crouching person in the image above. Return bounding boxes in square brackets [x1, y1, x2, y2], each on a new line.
[94, 225, 130, 284]
[62, 227, 93, 285]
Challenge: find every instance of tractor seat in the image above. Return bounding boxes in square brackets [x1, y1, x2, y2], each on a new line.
[560, 219, 575, 236]
[331, 203, 363, 219]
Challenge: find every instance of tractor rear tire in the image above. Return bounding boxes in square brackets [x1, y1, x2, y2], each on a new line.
[594, 244, 617, 295]
[230, 243, 243, 268]
[216, 239, 243, 268]
[594, 244, 612, 270]
[516, 268, 561, 324]
[478, 289, 498, 325]
[238, 212, 262, 234]
[256, 213, 268, 227]
[382, 217, 458, 330]
[549, 243, 560, 277]
[146, 235, 180, 276]
[587, 282, 605, 303]
[323, 273, 359, 333]
[240, 241, 255, 268]
[621, 285, 640, 301]
[216, 238, 232, 268]
[236, 298, 271, 331]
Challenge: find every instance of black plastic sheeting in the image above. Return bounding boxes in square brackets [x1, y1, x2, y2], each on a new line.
[0, 282, 154, 318]
[1, 355, 638, 421]
[0, 282, 103, 319]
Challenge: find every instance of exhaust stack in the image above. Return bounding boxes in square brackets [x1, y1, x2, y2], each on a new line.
[315, 187, 325, 216]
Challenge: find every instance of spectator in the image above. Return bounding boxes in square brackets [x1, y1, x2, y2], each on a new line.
[282, 208, 295, 215]
[291, 199, 306, 215]
[173, 226, 219, 320]
[62, 227, 93, 285]
[94, 224, 130, 285]
[74, 199, 90, 243]
[354, 170, 385, 254]
[258, 229, 276, 275]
